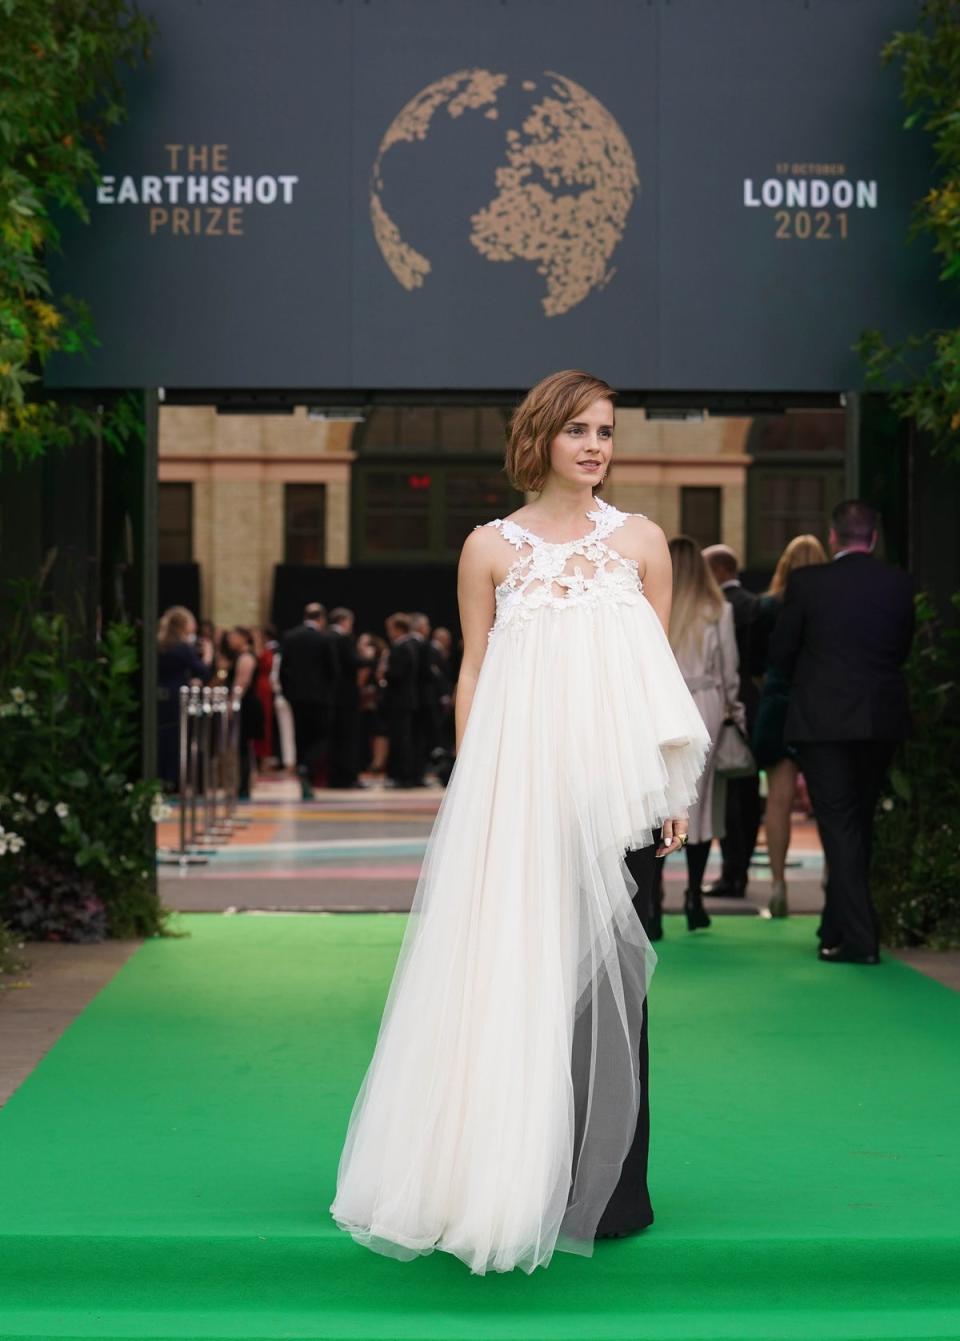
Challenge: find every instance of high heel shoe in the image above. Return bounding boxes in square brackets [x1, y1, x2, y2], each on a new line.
[683, 888, 711, 932]
[766, 879, 789, 919]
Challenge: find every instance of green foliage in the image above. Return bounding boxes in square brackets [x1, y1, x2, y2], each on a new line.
[0, 0, 155, 459]
[857, 0, 960, 459]
[0, 582, 169, 939]
[872, 592, 960, 947]
[0, 919, 29, 985]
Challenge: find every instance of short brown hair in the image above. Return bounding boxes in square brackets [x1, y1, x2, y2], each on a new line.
[506, 369, 617, 494]
[832, 499, 878, 546]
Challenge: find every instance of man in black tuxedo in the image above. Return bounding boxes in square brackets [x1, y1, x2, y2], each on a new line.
[769, 500, 914, 964]
[328, 607, 369, 790]
[278, 602, 340, 799]
[380, 612, 420, 789]
[703, 545, 761, 899]
[408, 611, 443, 785]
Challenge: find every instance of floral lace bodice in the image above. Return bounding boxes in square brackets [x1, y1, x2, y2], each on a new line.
[475, 496, 645, 638]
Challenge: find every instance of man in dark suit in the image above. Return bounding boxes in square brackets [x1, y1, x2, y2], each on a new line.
[703, 544, 761, 898]
[769, 500, 915, 964]
[409, 611, 443, 785]
[328, 606, 369, 790]
[380, 612, 420, 789]
[278, 602, 340, 799]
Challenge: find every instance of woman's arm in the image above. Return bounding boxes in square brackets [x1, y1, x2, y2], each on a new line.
[614, 516, 687, 854]
[232, 650, 256, 698]
[454, 528, 497, 754]
[183, 643, 211, 685]
[719, 602, 741, 705]
[636, 520, 672, 634]
[616, 516, 672, 633]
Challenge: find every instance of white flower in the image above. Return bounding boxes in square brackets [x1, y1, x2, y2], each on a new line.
[12, 793, 25, 804]
[34, 799, 49, 815]
[150, 796, 173, 823]
[125, 782, 134, 793]
[10, 687, 25, 704]
[0, 704, 14, 718]
[55, 802, 70, 819]
[20, 703, 35, 718]
[0, 839, 7, 856]
[8, 835, 24, 854]
[881, 797, 895, 812]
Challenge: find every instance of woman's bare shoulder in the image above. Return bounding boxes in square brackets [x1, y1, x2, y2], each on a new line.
[459, 520, 502, 568]
[615, 512, 668, 559]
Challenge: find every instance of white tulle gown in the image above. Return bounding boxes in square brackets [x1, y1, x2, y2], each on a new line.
[329, 496, 710, 1275]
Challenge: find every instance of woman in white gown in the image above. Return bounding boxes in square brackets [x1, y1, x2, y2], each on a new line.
[330, 370, 710, 1275]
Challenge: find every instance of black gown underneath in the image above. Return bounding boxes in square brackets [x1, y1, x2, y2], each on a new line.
[593, 840, 658, 1236]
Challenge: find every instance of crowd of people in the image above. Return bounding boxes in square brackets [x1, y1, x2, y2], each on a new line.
[619, 498, 913, 970]
[157, 497, 913, 966]
[642, 528, 827, 934]
[156, 603, 459, 800]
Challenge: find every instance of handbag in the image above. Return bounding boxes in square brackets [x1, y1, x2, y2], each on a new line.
[713, 620, 757, 779]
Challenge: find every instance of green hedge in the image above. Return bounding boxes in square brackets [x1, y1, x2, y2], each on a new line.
[873, 593, 960, 948]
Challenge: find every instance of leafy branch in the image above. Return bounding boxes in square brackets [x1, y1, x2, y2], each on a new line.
[0, 0, 155, 461]
[857, 0, 960, 459]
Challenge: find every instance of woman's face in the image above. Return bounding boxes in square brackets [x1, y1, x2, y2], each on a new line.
[548, 396, 614, 489]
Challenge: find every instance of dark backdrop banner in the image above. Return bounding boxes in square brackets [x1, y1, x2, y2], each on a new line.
[45, 0, 937, 393]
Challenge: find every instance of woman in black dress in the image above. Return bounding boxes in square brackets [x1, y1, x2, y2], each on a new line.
[221, 627, 264, 800]
[751, 535, 826, 916]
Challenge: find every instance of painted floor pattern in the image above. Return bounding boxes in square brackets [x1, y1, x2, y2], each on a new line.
[158, 772, 826, 915]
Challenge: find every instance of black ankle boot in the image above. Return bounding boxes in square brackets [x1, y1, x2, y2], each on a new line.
[683, 888, 711, 932]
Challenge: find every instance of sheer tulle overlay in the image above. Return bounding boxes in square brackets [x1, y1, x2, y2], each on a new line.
[329, 498, 710, 1274]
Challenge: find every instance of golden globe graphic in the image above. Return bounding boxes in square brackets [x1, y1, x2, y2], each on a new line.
[370, 69, 639, 317]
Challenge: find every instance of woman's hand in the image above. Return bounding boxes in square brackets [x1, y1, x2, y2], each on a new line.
[656, 817, 689, 858]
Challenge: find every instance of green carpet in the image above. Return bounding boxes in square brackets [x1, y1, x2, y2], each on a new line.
[0, 913, 958, 1341]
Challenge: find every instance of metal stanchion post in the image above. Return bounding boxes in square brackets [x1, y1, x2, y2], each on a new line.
[226, 693, 239, 820]
[187, 685, 202, 846]
[186, 684, 220, 854]
[212, 686, 227, 830]
[157, 684, 209, 867]
[197, 685, 232, 844]
[214, 687, 250, 830]
[201, 687, 215, 837]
